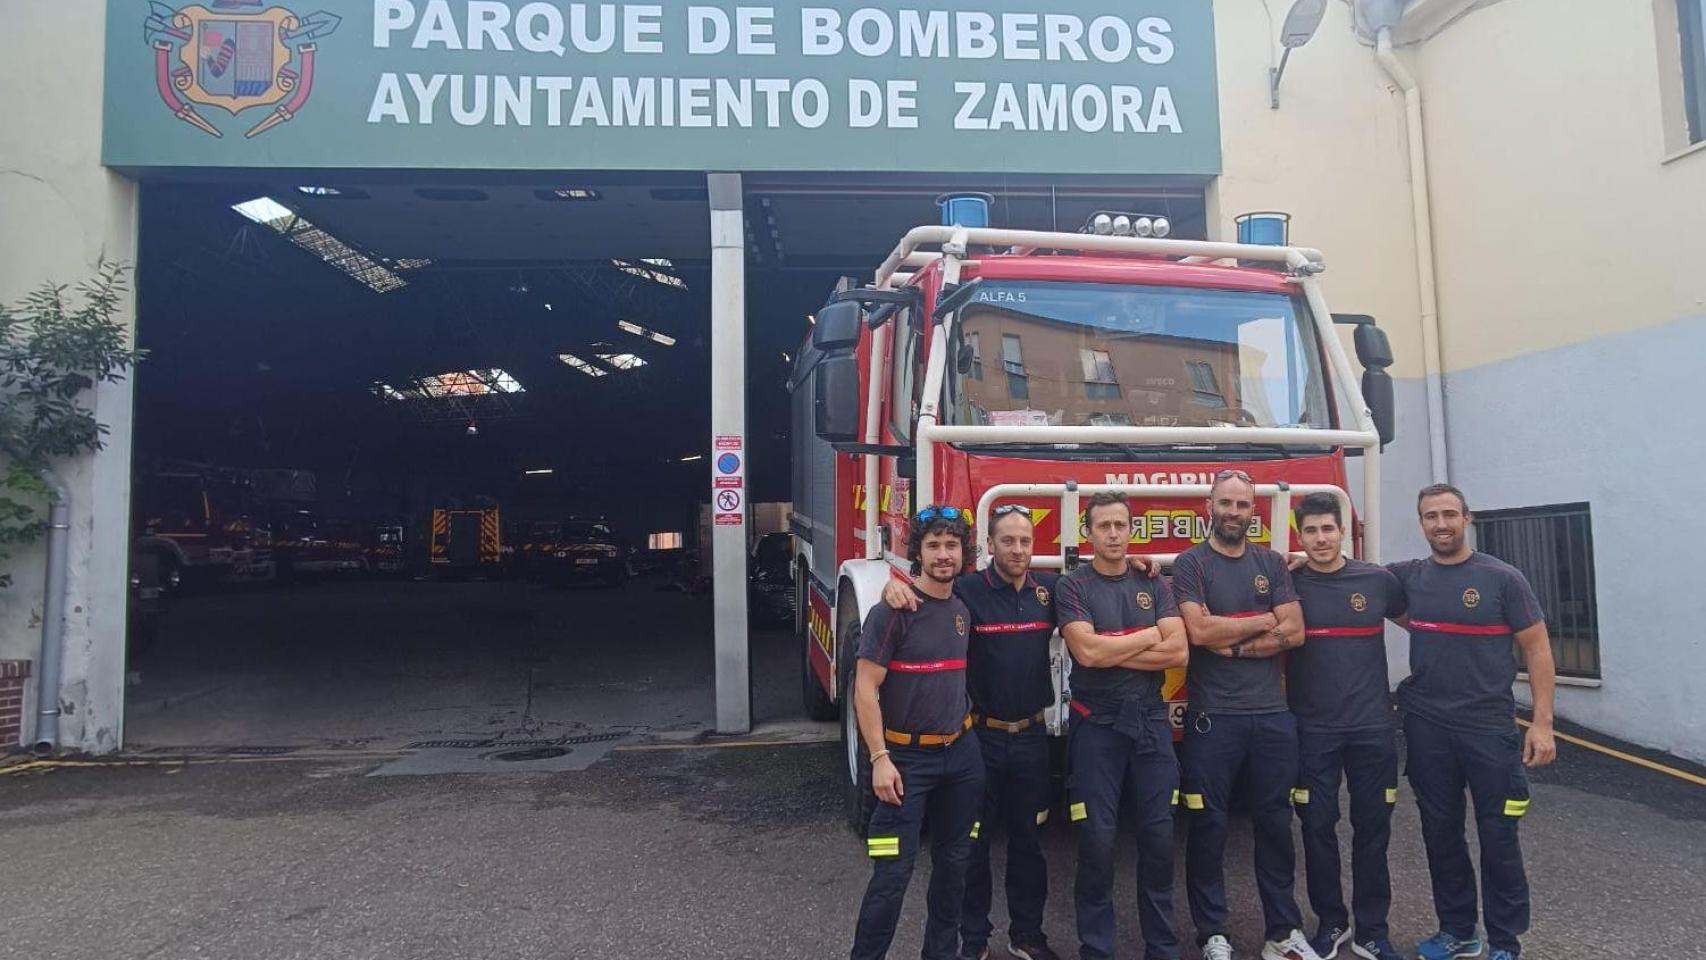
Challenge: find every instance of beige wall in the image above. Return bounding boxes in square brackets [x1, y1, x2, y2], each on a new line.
[1412, 0, 1706, 371]
[1210, 0, 1427, 380]
[0, 0, 138, 751]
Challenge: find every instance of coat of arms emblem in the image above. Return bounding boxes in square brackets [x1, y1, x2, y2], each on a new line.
[144, 1, 341, 139]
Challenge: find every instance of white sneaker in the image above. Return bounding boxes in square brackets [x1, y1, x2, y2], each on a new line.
[1263, 930, 1325, 960]
[1203, 934, 1235, 960]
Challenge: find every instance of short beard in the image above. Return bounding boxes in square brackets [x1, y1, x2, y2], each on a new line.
[1211, 521, 1247, 547]
[1429, 535, 1463, 557]
[924, 564, 959, 584]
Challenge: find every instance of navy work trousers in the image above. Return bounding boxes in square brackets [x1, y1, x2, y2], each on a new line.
[1181, 710, 1304, 944]
[1403, 712, 1532, 956]
[851, 732, 985, 960]
[1068, 711, 1180, 960]
[961, 724, 1052, 952]
[1294, 725, 1399, 942]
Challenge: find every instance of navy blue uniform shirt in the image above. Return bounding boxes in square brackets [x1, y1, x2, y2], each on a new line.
[1170, 541, 1299, 715]
[1289, 559, 1408, 732]
[956, 567, 1059, 722]
[1390, 552, 1544, 734]
[858, 585, 973, 736]
[1056, 564, 1180, 714]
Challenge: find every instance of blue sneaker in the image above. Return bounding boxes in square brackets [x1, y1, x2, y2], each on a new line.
[1310, 924, 1352, 959]
[1416, 932, 1483, 960]
[1351, 939, 1403, 960]
[1488, 952, 1516, 960]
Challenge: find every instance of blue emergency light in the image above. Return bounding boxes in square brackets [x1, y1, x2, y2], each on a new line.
[936, 193, 994, 229]
[1235, 211, 1291, 246]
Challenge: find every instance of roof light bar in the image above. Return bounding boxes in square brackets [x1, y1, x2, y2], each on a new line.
[616, 320, 677, 346]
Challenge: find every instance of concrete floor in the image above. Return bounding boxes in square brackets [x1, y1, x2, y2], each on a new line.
[124, 576, 808, 749]
[48, 576, 1706, 959]
[0, 733, 1702, 960]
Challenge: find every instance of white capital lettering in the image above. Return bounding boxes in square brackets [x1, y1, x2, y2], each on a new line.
[372, 0, 415, 49]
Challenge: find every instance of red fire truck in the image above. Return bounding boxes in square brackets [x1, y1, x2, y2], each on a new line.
[787, 208, 1396, 822]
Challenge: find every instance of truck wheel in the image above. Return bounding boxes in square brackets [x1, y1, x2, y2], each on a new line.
[838, 612, 877, 834]
[800, 566, 837, 722]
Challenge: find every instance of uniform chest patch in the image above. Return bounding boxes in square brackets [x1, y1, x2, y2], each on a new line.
[1136, 591, 1153, 610]
[955, 614, 968, 636]
[1463, 587, 1481, 609]
[1350, 592, 1368, 612]
[1254, 574, 1271, 596]
[1034, 586, 1050, 607]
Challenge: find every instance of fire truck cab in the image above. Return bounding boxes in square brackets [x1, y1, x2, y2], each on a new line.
[787, 206, 1397, 822]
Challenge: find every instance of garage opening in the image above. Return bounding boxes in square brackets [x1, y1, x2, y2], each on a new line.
[123, 172, 1204, 750]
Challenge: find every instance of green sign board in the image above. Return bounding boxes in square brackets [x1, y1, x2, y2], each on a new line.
[105, 1, 1221, 173]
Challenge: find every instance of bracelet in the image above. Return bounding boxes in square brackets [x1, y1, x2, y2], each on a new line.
[870, 750, 892, 764]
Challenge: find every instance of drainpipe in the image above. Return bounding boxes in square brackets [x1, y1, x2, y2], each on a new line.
[31, 466, 71, 755]
[1375, 27, 1450, 484]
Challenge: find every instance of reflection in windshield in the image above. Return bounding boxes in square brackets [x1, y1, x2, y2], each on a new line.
[949, 281, 1331, 432]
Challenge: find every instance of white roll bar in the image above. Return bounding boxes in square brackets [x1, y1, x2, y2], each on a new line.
[875, 225, 1325, 290]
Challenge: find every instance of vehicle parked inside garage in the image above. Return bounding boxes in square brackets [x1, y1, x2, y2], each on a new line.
[517, 519, 627, 587]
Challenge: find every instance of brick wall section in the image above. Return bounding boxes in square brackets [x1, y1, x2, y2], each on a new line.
[0, 661, 30, 751]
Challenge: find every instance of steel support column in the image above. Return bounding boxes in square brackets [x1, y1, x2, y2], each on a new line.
[707, 172, 751, 734]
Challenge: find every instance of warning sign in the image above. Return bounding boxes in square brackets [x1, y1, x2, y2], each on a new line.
[710, 433, 744, 525]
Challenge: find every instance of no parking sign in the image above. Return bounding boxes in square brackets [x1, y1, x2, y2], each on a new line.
[712, 435, 744, 525]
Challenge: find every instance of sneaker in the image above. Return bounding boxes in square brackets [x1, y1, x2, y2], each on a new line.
[1310, 924, 1352, 959]
[1415, 932, 1483, 960]
[1203, 935, 1235, 960]
[958, 944, 989, 960]
[1263, 930, 1326, 960]
[1487, 952, 1516, 960]
[1007, 941, 1061, 960]
[1351, 939, 1403, 960]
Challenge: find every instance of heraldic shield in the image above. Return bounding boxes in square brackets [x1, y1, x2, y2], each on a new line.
[143, 1, 340, 139]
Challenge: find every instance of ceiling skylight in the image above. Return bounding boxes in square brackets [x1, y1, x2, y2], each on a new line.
[558, 353, 608, 377]
[374, 370, 523, 401]
[616, 320, 677, 346]
[596, 352, 647, 371]
[232, 196, 406, 293]
[611, 258, 687, 291]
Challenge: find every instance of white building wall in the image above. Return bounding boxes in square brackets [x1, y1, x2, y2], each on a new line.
[0, 0, 137, 752]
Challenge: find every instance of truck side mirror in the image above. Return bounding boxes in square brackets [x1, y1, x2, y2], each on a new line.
[811, 299, 862, 352]
[1352, 323, 1394, 369]
[1362, 367, 1395, 447]
[814, 352, 860, 443]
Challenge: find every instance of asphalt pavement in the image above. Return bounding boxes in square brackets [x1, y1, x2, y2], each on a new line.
[1, 727, 1702, 960]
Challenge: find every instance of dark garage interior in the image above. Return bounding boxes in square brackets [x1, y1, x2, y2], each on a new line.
[123, 173, 1205, 749]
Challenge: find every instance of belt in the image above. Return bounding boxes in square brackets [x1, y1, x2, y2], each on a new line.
[972, 711, 1045, 733]
[884, 714, 973, 747]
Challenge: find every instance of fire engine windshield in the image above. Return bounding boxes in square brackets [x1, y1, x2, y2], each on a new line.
[946, 281, 1332, 436]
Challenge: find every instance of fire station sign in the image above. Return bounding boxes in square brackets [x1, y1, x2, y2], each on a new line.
[104, 1, 1221, 174]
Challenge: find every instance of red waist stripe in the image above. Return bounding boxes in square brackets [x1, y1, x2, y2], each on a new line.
[887, 658, 968, 673]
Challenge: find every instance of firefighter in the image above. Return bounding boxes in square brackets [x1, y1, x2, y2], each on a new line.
[1171, 470, 1319, 960]
[850, 506, 985, 960]
[1390, 484, 1556, 960]
[1285, 494, 1408, 960]
[1056, 491, 1189, 960]
[882, 503, 1061, 960]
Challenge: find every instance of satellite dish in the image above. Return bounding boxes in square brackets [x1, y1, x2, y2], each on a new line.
[1281, 0, 1328, 48]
